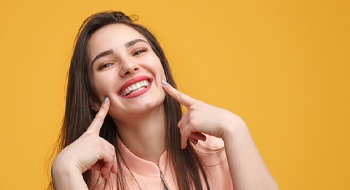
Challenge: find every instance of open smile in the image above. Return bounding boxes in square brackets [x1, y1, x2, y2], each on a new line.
[119, 76, 153, 98]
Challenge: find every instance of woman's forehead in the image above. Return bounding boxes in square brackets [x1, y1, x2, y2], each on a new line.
[90, 24, 146, 45]
[87, 24, 147, 58]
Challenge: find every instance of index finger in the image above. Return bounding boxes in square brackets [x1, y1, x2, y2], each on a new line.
[161, 80, 196, 108]
[87, 97, 110, 133]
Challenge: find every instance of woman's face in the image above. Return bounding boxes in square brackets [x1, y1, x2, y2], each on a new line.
[87, 23, 166, 122]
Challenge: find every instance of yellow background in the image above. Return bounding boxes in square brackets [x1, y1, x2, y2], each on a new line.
[0, 0, 348, 189]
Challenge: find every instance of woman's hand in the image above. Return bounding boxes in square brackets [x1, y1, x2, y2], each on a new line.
[162, 81, 279, 189]
[161, 81, 245, 149]
[52, 97, 117, 189]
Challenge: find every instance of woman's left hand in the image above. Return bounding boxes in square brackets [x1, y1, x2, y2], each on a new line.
[162, 81, 244, 149]
[162, 81, 279, 189]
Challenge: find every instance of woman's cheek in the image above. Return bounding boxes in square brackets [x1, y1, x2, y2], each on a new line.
[92, 78, 112, 101]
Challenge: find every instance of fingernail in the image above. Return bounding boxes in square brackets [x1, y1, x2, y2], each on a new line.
[103, 97, 109, 103]
[161, 80, 168, 85]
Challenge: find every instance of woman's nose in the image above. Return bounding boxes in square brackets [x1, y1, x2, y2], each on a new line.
[120, 59, 140, 76]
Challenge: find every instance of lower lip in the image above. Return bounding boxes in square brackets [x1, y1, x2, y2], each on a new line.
[121, 82, 152, 99]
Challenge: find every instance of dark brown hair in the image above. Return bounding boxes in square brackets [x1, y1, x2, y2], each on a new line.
[51, 11, 210, 190]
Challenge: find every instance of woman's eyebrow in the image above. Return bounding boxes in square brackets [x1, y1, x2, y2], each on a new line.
[125, 39, 148, 48]
[91, 49, 114, 66]
[91, 39, 147, 66]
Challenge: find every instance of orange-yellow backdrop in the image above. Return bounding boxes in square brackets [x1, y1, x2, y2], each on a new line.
[0, 0, 348, 189]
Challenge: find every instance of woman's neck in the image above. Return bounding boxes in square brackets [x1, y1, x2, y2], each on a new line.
[114, 105, 167, 165]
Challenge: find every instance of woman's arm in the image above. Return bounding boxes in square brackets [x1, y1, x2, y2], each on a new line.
[161, 81, 279, 190]
[222, 114, 279, 189]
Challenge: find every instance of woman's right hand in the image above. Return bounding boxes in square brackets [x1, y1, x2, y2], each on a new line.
[51, 97, 117, 189]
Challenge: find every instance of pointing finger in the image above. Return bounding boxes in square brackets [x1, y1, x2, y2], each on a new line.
[161, 80, 195, 108]
[87, 97, 110, 133]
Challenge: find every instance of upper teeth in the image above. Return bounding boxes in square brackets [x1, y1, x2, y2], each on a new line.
[121, 80, 150, 96]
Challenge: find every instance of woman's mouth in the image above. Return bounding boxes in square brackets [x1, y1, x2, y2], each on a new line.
[120, 80, 150, 96]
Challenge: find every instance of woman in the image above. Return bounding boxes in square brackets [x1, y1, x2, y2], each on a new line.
[51, 11, 278, 190]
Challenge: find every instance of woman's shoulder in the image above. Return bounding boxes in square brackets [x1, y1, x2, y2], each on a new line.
[193, 135, 227, 166]
[194, 134, 224, 151]
[193, 135, 233, 188]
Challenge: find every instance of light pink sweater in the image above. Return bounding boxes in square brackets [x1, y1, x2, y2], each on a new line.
[90, 135, 233, 189]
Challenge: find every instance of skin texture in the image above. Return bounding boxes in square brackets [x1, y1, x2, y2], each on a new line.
[52, 23, 279, 190]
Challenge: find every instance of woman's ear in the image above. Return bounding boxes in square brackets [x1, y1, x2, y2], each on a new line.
[89, 96, 101, 112]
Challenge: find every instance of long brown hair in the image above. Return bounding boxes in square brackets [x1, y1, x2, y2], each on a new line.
[51, 11, 210, 190]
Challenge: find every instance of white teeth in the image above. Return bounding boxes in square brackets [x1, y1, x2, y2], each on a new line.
[131, 84, 137, 90]
[121, 80, 150, 96]
[127, 86, 132, 92]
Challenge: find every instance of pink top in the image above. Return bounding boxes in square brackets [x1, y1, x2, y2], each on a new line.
[90, 135, 233, 189]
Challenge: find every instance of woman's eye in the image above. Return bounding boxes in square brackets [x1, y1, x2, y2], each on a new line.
[98, 63, 113, 70]
[133, 48, 147, 56]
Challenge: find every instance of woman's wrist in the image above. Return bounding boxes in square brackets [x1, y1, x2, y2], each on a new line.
[52, 156, 88, 189]
[220, 111, 249, 143]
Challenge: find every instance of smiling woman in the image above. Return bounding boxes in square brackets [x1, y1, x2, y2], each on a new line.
[88, 23, 166, 119]
[49, 11, 279, 190]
